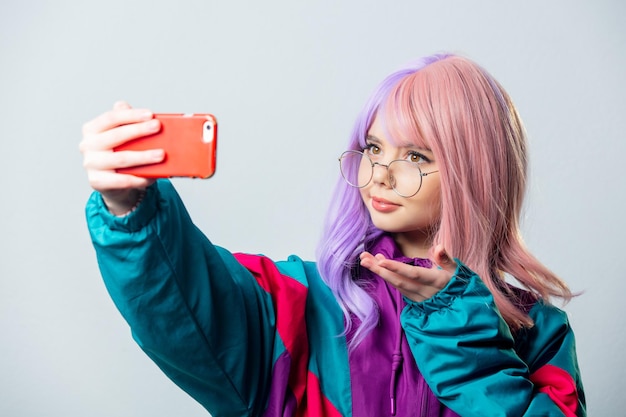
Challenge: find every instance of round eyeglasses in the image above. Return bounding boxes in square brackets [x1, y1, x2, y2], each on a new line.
[338, 150, 439, 198]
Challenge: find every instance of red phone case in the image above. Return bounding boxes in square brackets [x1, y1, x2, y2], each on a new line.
[115, 113, 217, 179]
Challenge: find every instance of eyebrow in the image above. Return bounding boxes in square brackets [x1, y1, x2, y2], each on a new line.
[366, 134, 433, 154]
[365, 134, 383, 144]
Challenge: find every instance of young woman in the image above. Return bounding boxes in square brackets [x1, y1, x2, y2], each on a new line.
[81, 53, 585, 416]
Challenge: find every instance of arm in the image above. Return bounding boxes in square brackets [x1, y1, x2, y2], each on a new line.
[87, 179, 276, 416]
[519, 301, 586, 417]
[400, 263, 585, 417]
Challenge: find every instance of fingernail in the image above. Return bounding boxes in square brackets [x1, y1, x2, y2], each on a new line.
[149, 149, 164, 160]
[147, 119, 160, 131]
[140, 111, 153, 121]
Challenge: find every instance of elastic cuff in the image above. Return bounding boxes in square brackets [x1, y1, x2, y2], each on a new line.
[94, 182, 160, 233]
[404, 261, 478, 314]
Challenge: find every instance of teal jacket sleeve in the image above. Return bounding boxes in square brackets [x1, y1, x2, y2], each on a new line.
[400, 263, 585, 417]
[85, 180, 276, 417]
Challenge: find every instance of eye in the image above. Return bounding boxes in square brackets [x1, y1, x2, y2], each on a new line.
[363, 143, 381, 155]
[407, 151, 431, 164]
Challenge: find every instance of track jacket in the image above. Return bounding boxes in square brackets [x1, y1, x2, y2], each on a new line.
[86, 180, 586, 417]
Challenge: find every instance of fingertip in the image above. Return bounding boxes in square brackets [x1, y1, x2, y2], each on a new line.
[149, 149, 165, 162]
[138, 178, 156, 189]
[432, 244, 456, 270]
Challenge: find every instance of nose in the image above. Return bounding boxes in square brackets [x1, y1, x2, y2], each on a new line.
[371, 162, 391, 187]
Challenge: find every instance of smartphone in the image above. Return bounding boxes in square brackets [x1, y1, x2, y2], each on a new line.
[114, 113, 217, 179]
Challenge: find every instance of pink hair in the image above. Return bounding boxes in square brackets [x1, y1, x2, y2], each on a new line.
[382, 55, 572, 330]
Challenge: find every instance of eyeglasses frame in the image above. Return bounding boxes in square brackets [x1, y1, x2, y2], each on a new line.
[338, 150, 439, 198]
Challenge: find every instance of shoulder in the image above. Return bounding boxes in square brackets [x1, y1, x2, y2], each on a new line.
[528, 299, 570, 329]
[514, 298, 574, 371]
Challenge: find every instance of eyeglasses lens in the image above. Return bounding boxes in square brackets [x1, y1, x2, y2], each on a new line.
[339, 151, 423, 197]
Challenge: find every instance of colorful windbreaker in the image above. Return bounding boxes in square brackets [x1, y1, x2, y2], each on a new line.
[86, 180, 586, 417]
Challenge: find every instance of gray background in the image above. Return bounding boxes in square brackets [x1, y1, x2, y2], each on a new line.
[1, 0, 623, 416]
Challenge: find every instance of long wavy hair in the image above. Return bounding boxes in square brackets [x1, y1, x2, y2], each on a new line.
[316, 53, 572, 348]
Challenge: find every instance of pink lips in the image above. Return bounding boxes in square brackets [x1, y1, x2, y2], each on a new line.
[371, 197, 400, 213]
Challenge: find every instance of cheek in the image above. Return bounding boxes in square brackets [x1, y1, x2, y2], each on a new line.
[357, 163, 372, 186]
[413, 182, 442, 218]
[430, 184, 442, 212]
[429, 188, 443, 225]
[359, 187, 368, 204]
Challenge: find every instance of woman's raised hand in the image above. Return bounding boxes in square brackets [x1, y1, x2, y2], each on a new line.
[79, 101, 165, 215]
[359, 244, 457, 302]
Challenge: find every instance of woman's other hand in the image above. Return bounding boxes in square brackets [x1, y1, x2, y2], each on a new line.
[359, 245, 457, 302]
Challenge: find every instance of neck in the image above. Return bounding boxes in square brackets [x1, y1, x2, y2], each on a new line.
[392, 231, 433, 259]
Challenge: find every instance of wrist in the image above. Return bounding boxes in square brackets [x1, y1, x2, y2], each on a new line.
[102, 188, 146, 217]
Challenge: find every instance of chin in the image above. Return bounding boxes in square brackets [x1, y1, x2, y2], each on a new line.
[369, 218, 403, 234]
